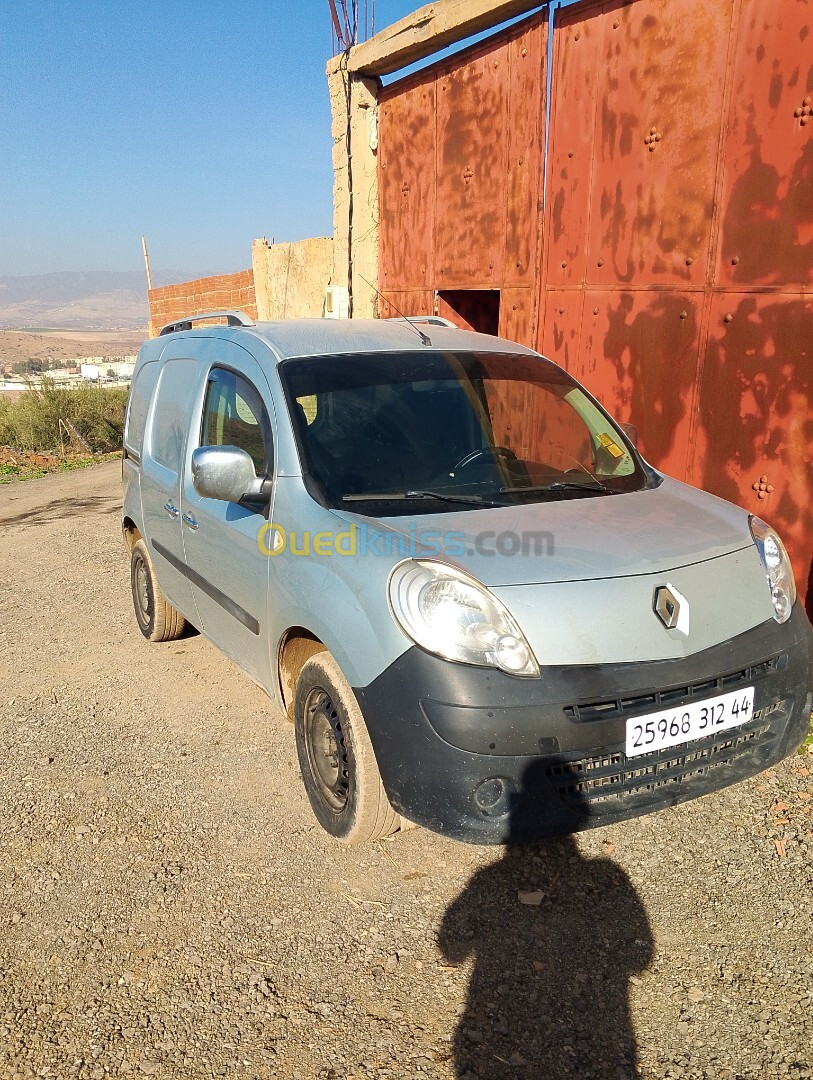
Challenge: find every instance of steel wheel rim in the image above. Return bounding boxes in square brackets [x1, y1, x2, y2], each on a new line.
[304, 687, 349, 812]
[134, 556, 151, 626]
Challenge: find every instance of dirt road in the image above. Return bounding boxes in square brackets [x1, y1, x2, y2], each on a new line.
[1, 464, 811, 1080]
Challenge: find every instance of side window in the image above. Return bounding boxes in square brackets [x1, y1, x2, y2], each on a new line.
[124, 360, 159, 454]
[201, 368, 272, 476]
[152, 359, 197, 472]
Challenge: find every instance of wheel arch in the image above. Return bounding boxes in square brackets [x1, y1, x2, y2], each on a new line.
[277, 627, 328, 720]
[122, 517, 142, 552]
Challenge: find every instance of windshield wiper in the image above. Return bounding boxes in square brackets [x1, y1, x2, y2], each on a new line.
[500, 479, 614, 496]
[343, 490, 485, 505]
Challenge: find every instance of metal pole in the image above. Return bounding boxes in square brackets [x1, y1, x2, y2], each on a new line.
[141, 235, 154, 292]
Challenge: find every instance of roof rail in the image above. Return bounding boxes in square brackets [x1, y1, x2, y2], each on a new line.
[159, 310, 256, 336]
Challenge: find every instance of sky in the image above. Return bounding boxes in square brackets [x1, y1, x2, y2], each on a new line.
[0, 1, 553, 279]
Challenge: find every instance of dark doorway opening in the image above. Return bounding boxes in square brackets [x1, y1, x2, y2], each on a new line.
[437, 290, 501, 336]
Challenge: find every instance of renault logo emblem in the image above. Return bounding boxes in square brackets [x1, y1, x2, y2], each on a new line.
[653, 583, 690, 636]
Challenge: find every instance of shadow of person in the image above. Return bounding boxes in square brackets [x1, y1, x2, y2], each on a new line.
[438, 761, 654, 1079]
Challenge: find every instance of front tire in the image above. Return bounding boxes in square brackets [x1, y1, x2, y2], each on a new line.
[130, 538, 186, 642]
[294, 652, 400, 844]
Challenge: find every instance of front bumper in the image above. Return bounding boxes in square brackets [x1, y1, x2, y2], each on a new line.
[353, 607, 812, 843]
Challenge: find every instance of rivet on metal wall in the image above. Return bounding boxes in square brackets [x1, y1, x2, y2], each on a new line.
[724, 313, 734, 323]
[568, 150, 574, 158]
[597, 259, 604, 267]
[644, 128, 662, 152]
[752, 475, 774, 500]
[574, 30, 581, 40]
[521, 46, 527, 57]
[679, 311, 688, 320]
[613, 18, 620, 28]
[558, 306, 565, 315]
[593, 307, 600, 315]
[516, 260, 521, 268]
[685, 257, 694, 266]
[731, 256, 740, 265]
[561, 261, 567, 269]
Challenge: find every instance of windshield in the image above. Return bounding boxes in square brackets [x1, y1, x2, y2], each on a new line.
[279, 351, 652, 514]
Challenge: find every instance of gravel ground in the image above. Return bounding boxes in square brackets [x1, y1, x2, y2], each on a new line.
[0, 462, 811, 1080]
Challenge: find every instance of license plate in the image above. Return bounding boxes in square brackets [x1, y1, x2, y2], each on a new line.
[625, 686, 756, 758]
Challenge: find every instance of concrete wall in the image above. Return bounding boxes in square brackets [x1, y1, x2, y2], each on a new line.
[147, 270, 257, 337]
[327, 62, 381, 318]
[252, 237, 334, 321]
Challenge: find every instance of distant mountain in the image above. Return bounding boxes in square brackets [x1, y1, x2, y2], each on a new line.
[0, 270, 197, 331]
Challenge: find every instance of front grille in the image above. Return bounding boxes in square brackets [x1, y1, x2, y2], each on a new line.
[547, 700, 788, 812]
[564, 653, 787, 725]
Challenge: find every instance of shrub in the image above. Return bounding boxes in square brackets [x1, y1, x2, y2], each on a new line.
[0, 378, 129, 454]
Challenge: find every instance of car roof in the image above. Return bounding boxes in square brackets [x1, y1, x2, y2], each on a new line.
[149, 317, 541, 364]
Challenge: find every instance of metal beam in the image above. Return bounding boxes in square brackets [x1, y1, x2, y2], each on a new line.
[343, 0, 545, 76]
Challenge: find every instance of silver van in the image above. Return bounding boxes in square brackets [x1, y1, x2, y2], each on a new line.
[122, 312, 812, 844]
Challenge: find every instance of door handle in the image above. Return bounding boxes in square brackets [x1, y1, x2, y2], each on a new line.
[182, 512, 199, 530]
[163, 501, 179, 518]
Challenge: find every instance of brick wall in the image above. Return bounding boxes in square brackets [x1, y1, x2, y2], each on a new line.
[147, 270, 257, 336]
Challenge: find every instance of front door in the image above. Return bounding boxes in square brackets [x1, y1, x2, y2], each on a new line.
[180, 341, 276, 686]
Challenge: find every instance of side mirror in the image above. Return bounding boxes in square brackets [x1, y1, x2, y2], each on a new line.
[191, 445, 270, 505]
[619, 422, 638, 447]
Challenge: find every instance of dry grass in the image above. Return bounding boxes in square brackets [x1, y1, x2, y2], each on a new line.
[0, 378, 128, 455]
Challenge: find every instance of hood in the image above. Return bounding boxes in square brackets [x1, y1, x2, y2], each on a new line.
[331, 477, 753, 587]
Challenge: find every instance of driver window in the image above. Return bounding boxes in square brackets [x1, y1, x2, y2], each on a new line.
[201, 369, 272, 476]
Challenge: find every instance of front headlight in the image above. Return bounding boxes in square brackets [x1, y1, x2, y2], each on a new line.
[750, 517, 796, 623]
[388, 560, 539, 677]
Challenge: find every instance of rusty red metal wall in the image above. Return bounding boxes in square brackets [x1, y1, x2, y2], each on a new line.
[378, 11, 548, 345]
[541, 0, 812, 614]
[378, 0, 812, 614]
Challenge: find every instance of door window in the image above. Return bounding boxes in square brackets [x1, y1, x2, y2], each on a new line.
[200, 368, 272, 476]
[152, 359, 196, 472]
